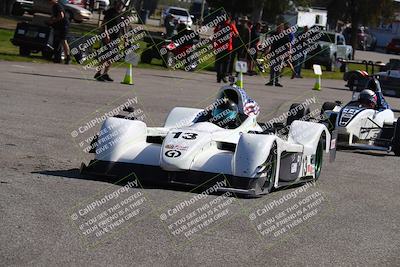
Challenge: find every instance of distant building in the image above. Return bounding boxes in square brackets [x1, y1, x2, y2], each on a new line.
[283, 7, 328, 29]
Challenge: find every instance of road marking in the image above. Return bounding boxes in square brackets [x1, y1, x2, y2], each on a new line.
[12, 64, 32, 69]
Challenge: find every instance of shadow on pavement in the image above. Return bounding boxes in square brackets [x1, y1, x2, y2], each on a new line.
[11, 71, 96, 82]
[324, 86, 348, 91]
[31, 169, 224, 196]
[32, 168, 310, 198]
[339, 149, 395, 157]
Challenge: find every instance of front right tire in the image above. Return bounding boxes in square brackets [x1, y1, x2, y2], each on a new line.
[256, 143, 278, 194]
[314, 135, 325, 180]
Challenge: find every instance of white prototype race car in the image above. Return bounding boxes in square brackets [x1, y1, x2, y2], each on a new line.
[320, 78, 400, 156]
[81, 86, 336, 197]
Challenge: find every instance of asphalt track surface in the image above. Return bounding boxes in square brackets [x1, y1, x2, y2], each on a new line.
[1, 62, 399, 266]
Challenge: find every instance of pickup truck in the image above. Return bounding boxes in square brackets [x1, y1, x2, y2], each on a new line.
[305, 31, 353, 72]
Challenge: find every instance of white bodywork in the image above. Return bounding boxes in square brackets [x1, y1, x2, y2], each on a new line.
[325, 100, 396, 151]
[89, 86, 332, 195]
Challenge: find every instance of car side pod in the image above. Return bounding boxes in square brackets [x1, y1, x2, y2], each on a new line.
[288, 120, 331, 156]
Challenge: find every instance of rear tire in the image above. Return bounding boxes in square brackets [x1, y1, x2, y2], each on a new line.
[392, 118, 400, 156]
[326, 58, 335, 72]
[140, 49, 153, 64]
[19, 47, 30, 56]
[165, 51, 175, 69]
[304, 61, 312, 69]
[42, 50, 53, 60]
[286, 103, 311, 126]
[340, 62, 348, 73]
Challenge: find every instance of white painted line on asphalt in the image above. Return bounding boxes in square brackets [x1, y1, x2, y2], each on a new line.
[12, 64, 32, 69]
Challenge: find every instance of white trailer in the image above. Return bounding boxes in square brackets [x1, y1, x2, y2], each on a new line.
[284, 7, 327, 29]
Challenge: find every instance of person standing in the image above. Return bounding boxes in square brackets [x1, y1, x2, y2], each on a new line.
[213, 15, 238, 83]
[248, 22, 261, 75]
[48, 0, 70, 64]
[236, 16, 251, 65]
[284, 23, 298, 79]
[164, 14, 175, 39]
[293, 26, 308, 78]
[265, 23, 290, 87]
[94, 0, 124, 82]
[228, 17, 240, 75]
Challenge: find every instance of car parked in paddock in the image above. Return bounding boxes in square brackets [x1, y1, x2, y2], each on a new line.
[81, 86, 336, 197]
[319, 78, 400, 156]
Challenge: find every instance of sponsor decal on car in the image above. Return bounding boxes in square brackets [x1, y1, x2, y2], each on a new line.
[165, 144, 189, 151]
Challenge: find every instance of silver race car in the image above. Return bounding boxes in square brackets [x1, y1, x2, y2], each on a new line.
[81, 86, 335, 197]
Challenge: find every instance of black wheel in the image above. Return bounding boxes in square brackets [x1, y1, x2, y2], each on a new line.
[340, 62, 348, 73]
[286, 103, 311, 126]
[165, 51, 175, 69]
[42, 50, 53, 60]
[19, 47, 30, 56]
[256, 143, 278, 194]
[320, 102, 337, 115]
[392, 118, 400, 156]
[314, 135, 324, 180]
[304, 60, 312, 69]
[140, 49, 153, 64]
[185, 59, 198, 71]
[326, 58, 335, 72]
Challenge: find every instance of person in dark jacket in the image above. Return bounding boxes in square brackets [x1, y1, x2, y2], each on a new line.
[94, 0, 124, 82]
[48, 0, 70, 64]
[265, 23, 290, 87]
[248, 22, 261, 75]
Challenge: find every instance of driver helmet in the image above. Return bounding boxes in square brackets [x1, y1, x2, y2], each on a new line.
[211, 98, 239, 128]
[359, 89, 378, 109]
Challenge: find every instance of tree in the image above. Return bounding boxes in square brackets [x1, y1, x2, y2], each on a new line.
[206, 0, 314, 22]
[0, 0, 16, 15]
[325, 0, 396, 55]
